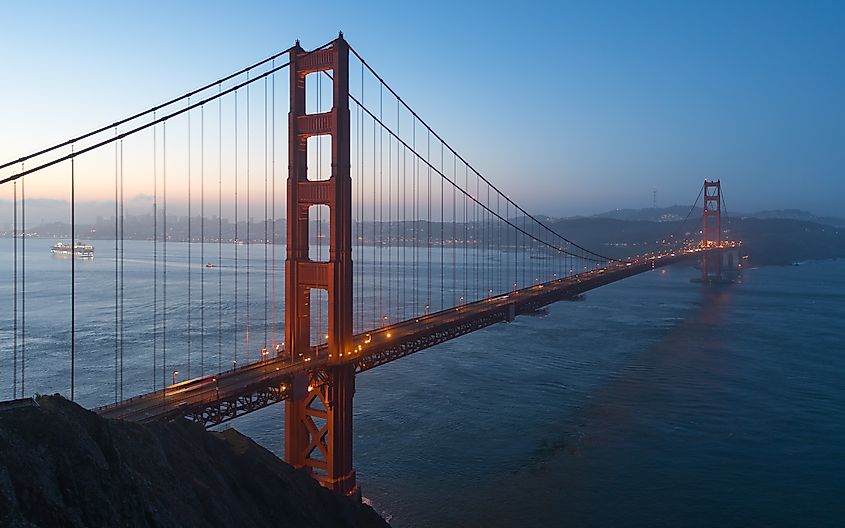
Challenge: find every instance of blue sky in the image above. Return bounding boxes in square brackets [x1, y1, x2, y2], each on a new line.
[1, 0, 843, 216]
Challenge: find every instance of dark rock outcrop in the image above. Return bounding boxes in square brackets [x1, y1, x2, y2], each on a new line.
[0, 395, 390, 528]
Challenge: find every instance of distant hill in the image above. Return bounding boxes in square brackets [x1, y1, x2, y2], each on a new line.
[588, 206, 845, 228]
[590, 205, 699, 223]
[743, 209, 845, 227]
[545, 215, 844, 265]
[6, 209, 843, 266]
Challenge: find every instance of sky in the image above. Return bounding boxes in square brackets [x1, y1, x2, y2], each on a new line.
[1, 0, 843, 219]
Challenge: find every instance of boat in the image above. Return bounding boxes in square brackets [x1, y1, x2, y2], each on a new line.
[50, 242, 94, 258]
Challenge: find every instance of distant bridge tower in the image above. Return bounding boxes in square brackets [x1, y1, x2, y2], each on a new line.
[284, 35, 357, 497]
[701, 179, 722, 281]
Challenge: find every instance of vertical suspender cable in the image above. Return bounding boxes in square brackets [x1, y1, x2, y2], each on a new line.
[119, 141, 125, 399]
[359, 63, 364, 331]
[371, 93, 376, 327]
[519, 212, 523, 285]
[200, 105, 205, 375]
[217, 87, 223, 372]
[464, 164, 468, 303]
[440, 142, 444, 309]
[487, 184, 491, 296]
[353, 69, 359, 332]
[264, 77, 268, 351]
[153, 119, 158, 391]
[162, 121, 168, 389]
[234, 90, 239, 367]
[451, 155, 458, 301]
[426, 130, 431, 311]
[475, 172, 479, 299]
[398, 99, 403, 319]
[399, 103, 404, 320]
[13, 181, 17, 399]
[20, 175, 25, 397]
[386, 86, 391, 324]
[70, 152, 76, 401]
[379, 83, 384, 325]
[246, 79, 251, 362]
[352, 72, 357, 333]
[413, 117, 418, 314]
[497, 193, 501, 292]
[372, 92, 377, 327]
[512, 200, 516, 290]
[187, 103, 192, 379]
[114, 132, 119, 402]
[271, 64, 276, 352]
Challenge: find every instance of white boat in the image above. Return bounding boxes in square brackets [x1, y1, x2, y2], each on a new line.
[51, 242, 94, 258]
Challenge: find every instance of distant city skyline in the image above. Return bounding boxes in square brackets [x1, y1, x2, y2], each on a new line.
[1, 1, 843, 216]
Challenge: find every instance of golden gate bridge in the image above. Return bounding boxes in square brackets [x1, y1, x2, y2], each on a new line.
[1, 34, 738, 498]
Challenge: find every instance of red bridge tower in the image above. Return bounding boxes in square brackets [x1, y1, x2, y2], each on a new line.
[284, 35, 357, 497]
[701, 179, 722, 281]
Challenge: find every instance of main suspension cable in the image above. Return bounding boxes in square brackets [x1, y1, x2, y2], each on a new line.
[348, 95, 607, 264]
[348, 47, 616, 263]
[3, 40, 336, 186]
[0, 46, 298, 172]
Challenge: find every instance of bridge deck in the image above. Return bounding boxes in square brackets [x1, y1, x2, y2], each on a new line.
[95, 247, 724, 426]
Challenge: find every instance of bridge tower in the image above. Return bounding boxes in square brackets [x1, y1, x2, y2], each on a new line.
[284, 35, 357, 497]
[701, 179, 722, 281]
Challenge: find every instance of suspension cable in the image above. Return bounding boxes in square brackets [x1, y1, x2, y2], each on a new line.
[347, 46, 616, 263]
[667, 182, 704, 245]
[3, 40, 336, 186]
[348, 95, 607, 264]
[0, 46, 299, 172]
[322, 66, 608, 266]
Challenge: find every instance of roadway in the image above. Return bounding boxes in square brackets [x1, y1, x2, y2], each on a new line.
[95, 245, 731, 426]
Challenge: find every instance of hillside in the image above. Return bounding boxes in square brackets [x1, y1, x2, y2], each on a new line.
[546, 216, 844, 265]
[0, 395, 390, 528]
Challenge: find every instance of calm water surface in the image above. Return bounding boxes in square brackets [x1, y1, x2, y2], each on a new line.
[1, 239, 843, 527]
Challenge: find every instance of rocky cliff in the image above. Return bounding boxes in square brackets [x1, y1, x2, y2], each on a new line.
[0, 395, 390, 528]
